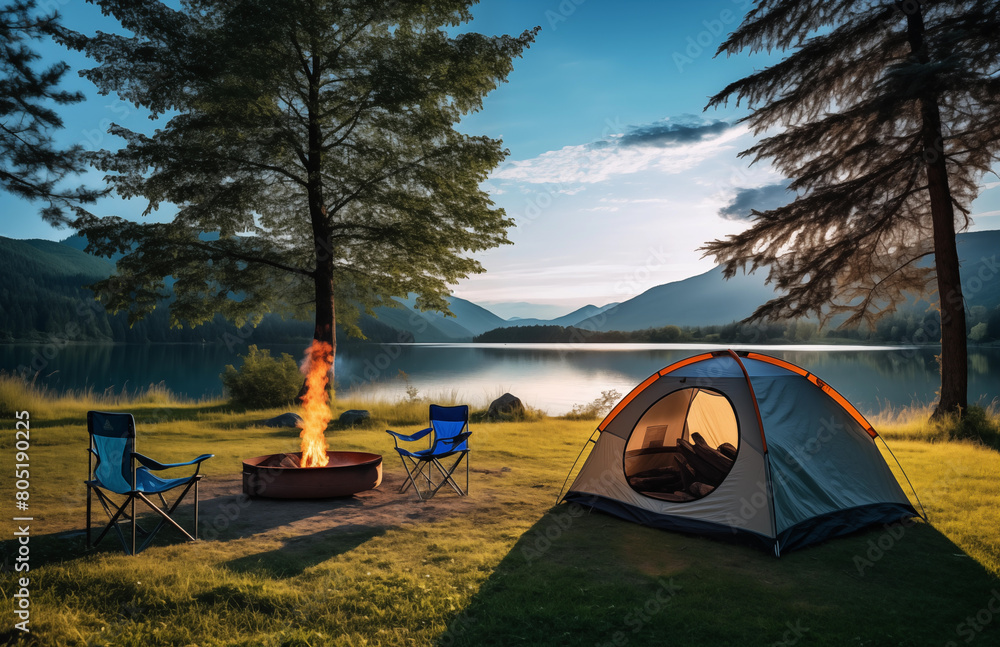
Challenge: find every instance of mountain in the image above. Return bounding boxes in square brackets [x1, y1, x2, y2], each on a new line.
[398, 294, 507, 337]
[6, 230, 997, 343]
[576, 266, 775, 331]
[363, 304, 465, 342]
[8, 237, 116, 279]
[574, 229, 1000, 332]
[501, 303, 621, 328]
[0, 238, 118, 341]
[478, 301, 572, 320]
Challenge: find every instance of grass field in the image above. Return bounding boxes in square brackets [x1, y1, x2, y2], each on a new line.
[1, 378, 999, 647]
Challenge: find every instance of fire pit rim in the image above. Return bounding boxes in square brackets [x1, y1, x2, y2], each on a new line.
[242, 450, 383, 499]
[242, 450, 383, 470]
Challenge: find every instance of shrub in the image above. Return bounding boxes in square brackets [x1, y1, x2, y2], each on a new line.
[221, 345, 302, 409]
[949, 405, 1000, 450]
[564, 389, 622, 420]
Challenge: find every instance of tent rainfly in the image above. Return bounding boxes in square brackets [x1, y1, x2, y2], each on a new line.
[560, 350, 922, 555]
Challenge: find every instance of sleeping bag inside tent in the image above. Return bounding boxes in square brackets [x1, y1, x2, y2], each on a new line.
[561, 350, 920, 555]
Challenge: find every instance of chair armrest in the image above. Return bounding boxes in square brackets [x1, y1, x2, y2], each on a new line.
[134, 452, 214, 471]
[437, 432, 472, 449]
[386, 427, 433, 443]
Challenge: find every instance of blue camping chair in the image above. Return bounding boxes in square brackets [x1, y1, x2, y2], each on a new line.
[386, 404, 471, 500]
[85, 411, 214, 555]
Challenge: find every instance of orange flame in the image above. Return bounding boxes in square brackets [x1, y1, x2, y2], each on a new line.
[299, 340, 333, 467]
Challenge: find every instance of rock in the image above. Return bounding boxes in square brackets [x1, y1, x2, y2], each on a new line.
[339, 409, 371, 426]
[487, 393, 525, 420]
[261, 412, 304, 428]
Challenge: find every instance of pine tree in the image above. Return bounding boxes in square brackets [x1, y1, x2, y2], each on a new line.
[0, 0, 103, 225]
[67, 0, 536, 388]
[704, 0, 1000, 416]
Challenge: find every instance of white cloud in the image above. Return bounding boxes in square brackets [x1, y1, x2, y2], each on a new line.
[493, 122, 750, 185]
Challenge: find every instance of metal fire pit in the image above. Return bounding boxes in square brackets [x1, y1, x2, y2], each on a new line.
[242, 451, 382, 499]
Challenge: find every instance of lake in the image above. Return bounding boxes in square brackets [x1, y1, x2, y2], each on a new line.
[2, 341, 998, 415]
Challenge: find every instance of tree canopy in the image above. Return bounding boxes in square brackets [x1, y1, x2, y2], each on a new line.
[69, 0, 536, 388]
[704, 0, 1000, 414]
[1, 0, 103, 225]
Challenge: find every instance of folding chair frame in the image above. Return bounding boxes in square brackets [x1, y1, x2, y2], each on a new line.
[85, 411, 212, 555]
[388, 405, 471, 501]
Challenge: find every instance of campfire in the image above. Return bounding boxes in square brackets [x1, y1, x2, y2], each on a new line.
[241, 340, 382, 498]
[299, 339, 334, 467]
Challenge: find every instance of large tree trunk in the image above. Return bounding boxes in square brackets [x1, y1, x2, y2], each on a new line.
[313, 255, 337, 395]
[903, 2, 968, 417]
[296, 49, 336, 402]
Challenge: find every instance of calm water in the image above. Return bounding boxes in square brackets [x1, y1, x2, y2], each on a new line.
[2, 341, 998, 415]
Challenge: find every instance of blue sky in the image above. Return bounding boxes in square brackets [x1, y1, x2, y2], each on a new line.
[4, 0, 1000, 319]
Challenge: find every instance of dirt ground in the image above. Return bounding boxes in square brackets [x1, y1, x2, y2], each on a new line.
[193, 466, 500, 542]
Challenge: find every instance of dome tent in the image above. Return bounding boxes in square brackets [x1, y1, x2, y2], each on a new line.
[560, 350, 921, 556]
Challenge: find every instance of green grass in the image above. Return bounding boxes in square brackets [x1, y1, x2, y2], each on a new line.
[1, 382, 999, 646]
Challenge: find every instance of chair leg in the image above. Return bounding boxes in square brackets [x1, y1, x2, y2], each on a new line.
[421, 460, 434, 493]
[398, 453, 470, 501]
[194, 479, 199, 540]
[397, 455, 433, 500]
[134, 478, 201, 553]
[86, 484, 92, 549]
[90, 489, 133, 551]
[131, 496, 136, 556]
[397, 456, 418, 493]
[429, 454, 468, 497]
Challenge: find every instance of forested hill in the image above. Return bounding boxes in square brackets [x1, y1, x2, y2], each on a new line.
[0, 236, 402, 344]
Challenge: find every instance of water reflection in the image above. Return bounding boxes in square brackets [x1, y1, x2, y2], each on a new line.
[1, 342, 997, 415]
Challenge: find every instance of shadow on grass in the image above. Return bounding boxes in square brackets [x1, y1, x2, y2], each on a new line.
[3, 469, 464, 574]
[222, 524, 385, 578]
[438, 506, 1000, 647]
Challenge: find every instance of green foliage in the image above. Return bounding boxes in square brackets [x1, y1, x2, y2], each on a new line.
[564, 389, 622, 420]
[0, 1, 104, 225]
[703, 2, 1000, 412]
[949, 405, 1000, 450]
[649, 324, 681, 342]
[221, 345, 302, 409]
[68, 0, 538, 370]
[704, 2, 999, 327]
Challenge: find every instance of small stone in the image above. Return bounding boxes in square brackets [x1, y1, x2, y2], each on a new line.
[339, 409, 371, 426]
[261, 412, 304, 428]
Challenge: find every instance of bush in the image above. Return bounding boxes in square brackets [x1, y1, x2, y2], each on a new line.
[221, 345, 302, 409]
[564, 389, 622, 420]
[949, 405, 1000, 449]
